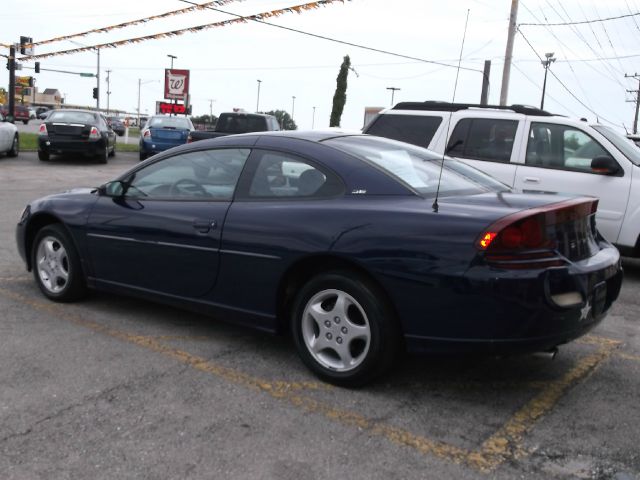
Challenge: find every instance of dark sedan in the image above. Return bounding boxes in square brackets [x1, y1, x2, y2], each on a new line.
[38, 109, 116, 163]
[16, 132, 622, 386]
[139, 114, 193, 161]
[106, 116, 126, 136]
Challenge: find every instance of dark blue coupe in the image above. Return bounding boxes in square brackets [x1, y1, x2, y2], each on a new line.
[16, 132, 623, 386]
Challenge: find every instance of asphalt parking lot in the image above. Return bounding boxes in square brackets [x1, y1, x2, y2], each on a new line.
[1, 151, 639, 480]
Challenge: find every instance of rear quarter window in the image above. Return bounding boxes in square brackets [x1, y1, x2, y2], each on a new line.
[365, 114, 443, 149]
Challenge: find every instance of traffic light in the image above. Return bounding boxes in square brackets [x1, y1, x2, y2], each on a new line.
[92, 87, 98, 99]
[35, 62, 40, 74]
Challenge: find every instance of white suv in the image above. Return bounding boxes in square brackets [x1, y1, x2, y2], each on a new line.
[364, 102, 640, 257]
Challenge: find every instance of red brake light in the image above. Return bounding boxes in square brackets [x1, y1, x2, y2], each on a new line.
[89, 126, 100, 139]
[38, 123, 47, 135]
[475, 197, 599, 269]
[143, 129, 151, 138]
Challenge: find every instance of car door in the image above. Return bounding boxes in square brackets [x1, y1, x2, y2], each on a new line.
[445, 117, 524, 187]
[86, 147, 251, 297]
[513, 120, 632, 243]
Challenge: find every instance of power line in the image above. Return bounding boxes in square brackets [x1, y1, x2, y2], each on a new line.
[516, 27, 623, 127]
[177, 0, 485, 75]
[519, 10, 640, 26]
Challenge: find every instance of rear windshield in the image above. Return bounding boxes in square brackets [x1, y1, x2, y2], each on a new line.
[365, 114, 442, 148]
[48, 111, 97, 124]
[148, 116, 192, 129]
[217, 115, 268, 133]
[324, 135, 509, 198]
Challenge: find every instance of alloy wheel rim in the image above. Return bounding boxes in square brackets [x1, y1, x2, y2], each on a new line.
[301, 288, 371, 372]
[36, 236, 69, 294]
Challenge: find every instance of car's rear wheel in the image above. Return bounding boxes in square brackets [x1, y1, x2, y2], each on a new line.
[32, 224, 87, 302]
[22, 120, 28, 125]
[8, 134, 18, 157]
[291, 270, 400, 387]
[37, 150, 49, 162]
[97, 147, 108, 164]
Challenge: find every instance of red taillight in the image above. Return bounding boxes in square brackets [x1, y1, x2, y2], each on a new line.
[38, 123, 47, 135]
[89, 126, 100, 139]
[143, 129, 151, 138]
[476, 197, 599, 269]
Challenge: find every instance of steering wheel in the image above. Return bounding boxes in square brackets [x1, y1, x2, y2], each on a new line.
[169, 178, 208, 196]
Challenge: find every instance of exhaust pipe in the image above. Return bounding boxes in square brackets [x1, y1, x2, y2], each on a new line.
[535, 346, 558, 360]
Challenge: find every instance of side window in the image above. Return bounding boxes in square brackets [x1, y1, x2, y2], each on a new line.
[248, 151, 342, 198]
[447, 118, 518, 163]
[525, 123, 610, 172]
[365, 114, 442, 148]
[127, 148, 250, 200]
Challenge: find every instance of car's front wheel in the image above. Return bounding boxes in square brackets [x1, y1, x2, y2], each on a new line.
[32, 224, 87, 302]
[37, 150, 49, 162]
[291, 270, 400, 387]
[8, 134, 18, 157]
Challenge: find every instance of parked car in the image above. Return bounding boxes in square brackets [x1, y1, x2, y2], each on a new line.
[188, 112, 280, 142]
[106, 116, 126, 136]
[0, 112, 19, 157]
[37, 109, 116, 163]
[37, 107, 51, 119]
[28, 108, 37, 120]
[364, 101, 640, 257]
[0, 104, 30, 124]
[139, 114, 194, 161]
[15, 131, 622, 386]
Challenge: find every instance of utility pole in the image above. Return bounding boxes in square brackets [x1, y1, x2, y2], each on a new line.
[312, 106, 316, 129]
[500, 0, 519, 106]
[95, 47, 100, 110]
[7, 45, 16, 123]
[480, 60, 491, 105]
[105, 69, 111, 114]
[386, 87, 400, 106]
[625, 73, 640, 134]
[208, 98, 215, 128]
[256, 79, 262, 113]
[291, 95, 296, 124]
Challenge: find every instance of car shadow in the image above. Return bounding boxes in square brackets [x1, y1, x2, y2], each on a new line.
[622, 256, 640, 280]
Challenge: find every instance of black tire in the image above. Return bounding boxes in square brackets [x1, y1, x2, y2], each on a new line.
[139, 151, 147, 161]
[37, 150, 50, 162]
[290, 270, 401, 387]
[22, 120, 29, 125]
[31, 224, 87, 302]
[8, 134, 19, 157]
[97, 147, 108, 164]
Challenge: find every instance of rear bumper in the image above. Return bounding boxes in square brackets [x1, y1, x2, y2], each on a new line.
[399, 243, 623, 355]
[140, 137, 185, 155]
[39, 136, 106, 156]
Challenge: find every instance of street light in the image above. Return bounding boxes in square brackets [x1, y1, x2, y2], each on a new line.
[137, 78, 158, 127]
[68, 40, 100, 109]
[540, 52, 556, 110]
[386, 87, 400, 106]
[312, 106, 316, 129]
[167, 54, 177, 69]
[256, 79, 262, 113]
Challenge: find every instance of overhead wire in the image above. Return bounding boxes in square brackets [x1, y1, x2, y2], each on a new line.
[518, 10, 640, 26]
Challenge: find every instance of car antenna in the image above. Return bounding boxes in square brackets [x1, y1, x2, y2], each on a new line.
[433, 9, 470, 213]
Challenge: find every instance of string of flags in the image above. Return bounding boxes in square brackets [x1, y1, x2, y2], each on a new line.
[17, 0, 345, 60]
[21, 0, 246, 49]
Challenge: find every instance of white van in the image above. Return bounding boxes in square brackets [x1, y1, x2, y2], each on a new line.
[364, 102, 640, 257]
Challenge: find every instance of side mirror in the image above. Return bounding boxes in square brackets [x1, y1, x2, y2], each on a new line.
[99, 181, 126, 197]
[591, 156, 621, 176]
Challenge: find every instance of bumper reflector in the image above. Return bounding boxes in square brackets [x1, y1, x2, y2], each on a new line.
[550, 291, 583, 307]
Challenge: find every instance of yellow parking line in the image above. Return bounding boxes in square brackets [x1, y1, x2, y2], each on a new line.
[467, 339, 620, 471]
[0, 286, 623, 472]
[0, 276, 28, 283]
[617, 352, 640, 362]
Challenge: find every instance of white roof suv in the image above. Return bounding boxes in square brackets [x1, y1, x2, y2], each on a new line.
[364, 101, 640, 257]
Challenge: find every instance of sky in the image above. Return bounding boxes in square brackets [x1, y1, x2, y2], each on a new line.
[2, 0, 640, 132]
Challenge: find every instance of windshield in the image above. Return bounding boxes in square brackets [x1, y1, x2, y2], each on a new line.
[148, 116, 192, 130]
[48, 111, 97, 124]
[324, 135, 509, 197]
[592, 125, 640, 166]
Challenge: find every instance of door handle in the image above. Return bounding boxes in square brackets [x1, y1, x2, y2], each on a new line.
[523, 177, 540, 183]
[193, 220, 217, 233]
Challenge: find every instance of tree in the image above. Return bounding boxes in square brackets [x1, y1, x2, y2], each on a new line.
[263, 109, 297, 130]
[329, 55, 350, 127]
[191, 114, 217, 129]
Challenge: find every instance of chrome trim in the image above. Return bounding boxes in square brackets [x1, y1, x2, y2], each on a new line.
[220, 249, 281, 260]
[87, 233, 218, 252]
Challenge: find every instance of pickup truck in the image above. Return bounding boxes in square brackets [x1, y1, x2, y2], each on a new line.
[189, 112, 280, 142]
[364, 101, 640, 257]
